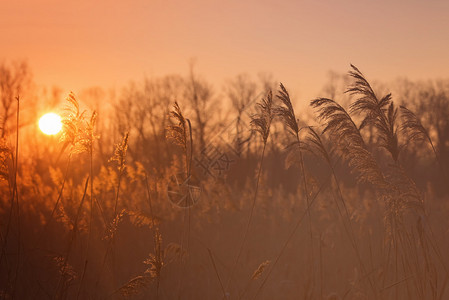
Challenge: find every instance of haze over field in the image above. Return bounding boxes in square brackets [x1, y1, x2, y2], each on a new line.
[1, 0, 448, 99]
[2, 1, 449, 299]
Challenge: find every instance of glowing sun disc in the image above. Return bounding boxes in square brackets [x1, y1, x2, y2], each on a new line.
[39, 113, 62, 135]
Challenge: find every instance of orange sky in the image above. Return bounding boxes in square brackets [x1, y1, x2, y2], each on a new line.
[1, 0, 448, 101]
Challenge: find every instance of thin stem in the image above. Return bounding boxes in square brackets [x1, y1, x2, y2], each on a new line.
[37, 156, 72, 248]
[296, 132, 315, 288]
[226, 141, 267, 293]
[114, 168, 124, 218]
[55, 177, 89, 299]
[0, 97, 20, 275]
[12, 95, 21, 297]
[208, 248, 227, 300]
[428, 138, 449, 185]
[186, 118, 193, 254]
[80, 137, 94, 297]
[95, 164, 126, 294]
[330, 164, 379, 299]
[145, 173, 161, 299]
[187, 118, 193, 177]
[252, 176, 330, 299]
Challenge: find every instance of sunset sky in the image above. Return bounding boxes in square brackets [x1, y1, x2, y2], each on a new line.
[1, 0, 448, 101]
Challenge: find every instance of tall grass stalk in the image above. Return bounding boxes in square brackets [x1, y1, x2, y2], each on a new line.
[253, 175, 330, 299]
[276, 83, 315, 289]
[145, 172, 162, 299]
[95, 132, 129, 294]
[11, 95, 21, 297]
[0, 95, 21, 298]
[226, 90, 274, 294]
[77, 110, 98, 297]
[54, 176, 89, 299]
[346, 66, 434, 298]
[327, 64, 448, 299]
[396, 105, 449, 296]
[400, 105, 449, 183]
[37, 156, 72, 247]
[305, 126, 378, 298]
[166, 102, 194, 298]
[59, 92, 100, 297]
[310, 72, 395, 298]
[208, 248, 228, 299]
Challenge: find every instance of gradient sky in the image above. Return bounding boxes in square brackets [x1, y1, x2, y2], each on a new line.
[1, 0, 448, 101]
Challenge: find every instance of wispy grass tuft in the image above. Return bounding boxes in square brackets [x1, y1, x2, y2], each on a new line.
[275, 83, 299, 136]
[250, 90, 274, 144]
[167, 101, 193, 178]
[276, 83, 316, 293]
[166, 102, 188, 150]
[311, 96, 386, 188]
[400, 105, 431, 143]
[347, 65, 399, 162]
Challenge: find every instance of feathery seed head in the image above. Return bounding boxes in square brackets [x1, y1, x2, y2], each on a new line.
[275, 83, 299, 136]
[251, 90, 274, 143]
[110, 132, 129, 172]
[166, 102, 188, 149]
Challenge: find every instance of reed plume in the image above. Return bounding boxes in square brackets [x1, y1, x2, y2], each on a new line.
[59, 92, 100, 297]
[310, 97, 386, 188]
[166, 102, 188, 150]
[275, 83, 298, 135]
[113, 229, 183, 299]
[110, 131, 129, 215]
[400, 105, 430, 143]
[0, 138, 10, 181]
[166, 102, 193, 177]
[347, 64, 399, 162]
[276, 83, 316, 293]
[251, 260, 270, 280]
[250, 90, 274, 144]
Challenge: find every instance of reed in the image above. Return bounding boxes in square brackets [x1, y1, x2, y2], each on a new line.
[226, 90, 274, 295]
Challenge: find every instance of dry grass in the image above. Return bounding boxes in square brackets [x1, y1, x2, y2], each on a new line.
[0, 65, 448, 300]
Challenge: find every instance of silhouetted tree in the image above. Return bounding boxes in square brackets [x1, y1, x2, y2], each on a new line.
[0, 61, 32, 137]
[184, 65, 217, 152]
[114, 76, 184, 171]
[225, 73, 257, 156]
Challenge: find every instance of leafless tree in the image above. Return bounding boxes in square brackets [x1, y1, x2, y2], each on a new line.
[0, 61, 32, 137]
[225, 73, 257, 156]
[114, 75, 184, 170]
[184, 65, 217, 152]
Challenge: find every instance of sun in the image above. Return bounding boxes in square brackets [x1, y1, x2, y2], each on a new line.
[39, 113, 62, 135]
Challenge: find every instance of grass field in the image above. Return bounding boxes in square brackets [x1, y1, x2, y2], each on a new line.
[1, 64, 449, 299]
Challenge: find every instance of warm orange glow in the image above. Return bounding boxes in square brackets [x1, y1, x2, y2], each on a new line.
[39, 113, 62, 135]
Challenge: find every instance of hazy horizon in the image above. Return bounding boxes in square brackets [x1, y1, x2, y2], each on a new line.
[2, 0, 448, 101]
